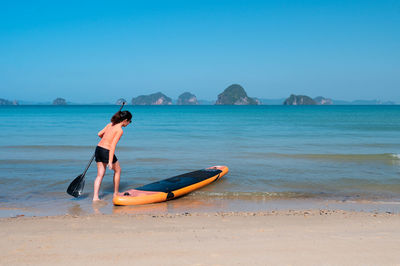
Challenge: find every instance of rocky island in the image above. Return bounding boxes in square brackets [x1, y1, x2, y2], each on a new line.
[0, 98, 18, 105]
[132, 92, 172, 105]
[283, 94, 317, 105]
[314, 96, 333, 105]
[177, 92, 198, 105]
[215, 84, 259, 105]
[52, 98, 67, 105]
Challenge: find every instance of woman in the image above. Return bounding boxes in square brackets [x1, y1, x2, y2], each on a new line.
[93, 110, 132, 201]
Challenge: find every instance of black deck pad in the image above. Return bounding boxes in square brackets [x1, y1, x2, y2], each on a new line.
[136, 169, 222, 193]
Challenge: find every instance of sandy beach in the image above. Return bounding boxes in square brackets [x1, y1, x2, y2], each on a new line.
[1, 210, 399, 266]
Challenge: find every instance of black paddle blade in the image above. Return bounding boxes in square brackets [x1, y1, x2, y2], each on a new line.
[67, 174, 86, 198]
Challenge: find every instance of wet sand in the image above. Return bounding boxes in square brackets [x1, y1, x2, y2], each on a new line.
[1, 210, 400, 265]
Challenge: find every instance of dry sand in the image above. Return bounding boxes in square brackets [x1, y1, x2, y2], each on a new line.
[1, 210, 400, 266]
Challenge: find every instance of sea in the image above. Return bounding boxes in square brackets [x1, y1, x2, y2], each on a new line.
[1, 105, 400, 217]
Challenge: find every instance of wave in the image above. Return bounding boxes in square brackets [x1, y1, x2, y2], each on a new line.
[1, 145, 93, 150]
[353, 143, 400, 148]
[190, 190, 400, 201]
[391, 154, 400, 159]
[0, 157, 173, 165]
[190, 191, 317, 200]
[269, 178, 400, 193]
[134, 157, 173, 163]
[0, 145, 143, 151]
[238, 152, 400, 162]
[288, 153, 400, 161]
[0, 159, 81, 165]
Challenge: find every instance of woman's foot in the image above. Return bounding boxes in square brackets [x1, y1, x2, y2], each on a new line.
[92, 197, 101, 202]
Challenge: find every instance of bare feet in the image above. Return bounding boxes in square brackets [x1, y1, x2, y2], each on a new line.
[92, 197, 101, 202]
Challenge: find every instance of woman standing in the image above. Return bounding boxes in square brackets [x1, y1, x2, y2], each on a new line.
[93, 110, 132, 201]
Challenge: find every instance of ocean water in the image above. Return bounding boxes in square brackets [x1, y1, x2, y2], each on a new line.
[1, 105, 400, 217]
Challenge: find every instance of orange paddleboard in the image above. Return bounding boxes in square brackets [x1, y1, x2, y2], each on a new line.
[113, 166, 228, 206]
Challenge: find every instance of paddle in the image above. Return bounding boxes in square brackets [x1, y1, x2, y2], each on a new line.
[66, 153, 95, 197]
[66, 102, 126, 198]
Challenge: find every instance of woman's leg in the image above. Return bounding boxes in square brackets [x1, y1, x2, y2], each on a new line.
[93, 162, 107, 201]
[112, 161, 121, 196]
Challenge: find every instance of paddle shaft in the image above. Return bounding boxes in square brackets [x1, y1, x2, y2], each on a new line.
[82, 153, 96, 176]
[118, 102, 125, 112]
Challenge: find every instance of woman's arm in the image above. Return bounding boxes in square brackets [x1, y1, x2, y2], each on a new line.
[108, 130, 123, 169]
[98, 123, 111, 138]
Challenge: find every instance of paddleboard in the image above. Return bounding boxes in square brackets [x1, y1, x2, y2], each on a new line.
[113, 165, 228, 206]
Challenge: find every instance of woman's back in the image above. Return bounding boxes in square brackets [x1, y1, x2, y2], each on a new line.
[98, 123, 123, 150]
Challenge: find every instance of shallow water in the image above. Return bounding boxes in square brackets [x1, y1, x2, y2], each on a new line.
[0, 105, 399, 217]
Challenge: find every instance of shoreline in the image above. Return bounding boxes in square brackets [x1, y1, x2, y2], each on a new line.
[1, 208, 398, 220]
[1, 209, 400, 265]
[2, 197, 400, 218]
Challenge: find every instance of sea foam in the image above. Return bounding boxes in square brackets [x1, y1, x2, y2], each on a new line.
[390, 154, 400, 159]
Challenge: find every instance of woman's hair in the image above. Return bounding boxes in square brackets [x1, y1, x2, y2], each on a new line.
[111, 110, 132, 125]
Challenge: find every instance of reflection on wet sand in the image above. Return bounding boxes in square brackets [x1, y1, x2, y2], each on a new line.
[68, 204, 87, 216]
[113, 202, 168, 214]
[112, 196, 227, 215]
[92, 200, 109, 214]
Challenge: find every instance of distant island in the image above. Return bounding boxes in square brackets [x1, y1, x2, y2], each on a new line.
[132, 92, 172, 105]
[282, 95, 395, 105]
[215, 84, 259, 105]
[343, 99, 396, 105]
[177, 92, 198, 105]
[0, 98, 18, 105]
[52, 98, 67, 105]
[284, 95, 317, 105]
[1, 85, 398, 106]
[314, 96, 333, 105]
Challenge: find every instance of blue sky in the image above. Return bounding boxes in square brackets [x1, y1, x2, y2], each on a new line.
[1, 0, 399, 103]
